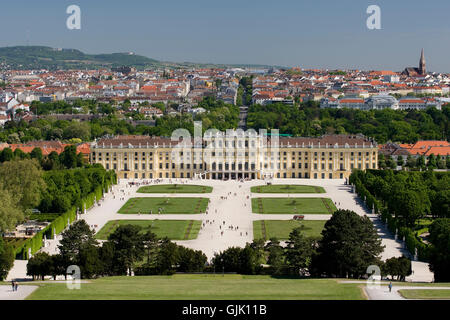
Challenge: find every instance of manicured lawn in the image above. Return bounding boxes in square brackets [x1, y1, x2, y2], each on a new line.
[137, 184, 212, 194]
[118, 197, 209, 214]
[25, 275, 365, 300]
[253, 220, 326, 240]
[251, 185, 325, 194]
[95, 220, 202, 240]
[398, 289, 450, 299]
[252, 197, 336, 214]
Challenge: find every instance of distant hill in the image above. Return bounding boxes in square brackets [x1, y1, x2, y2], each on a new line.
[0, 45, 285, 71]
[0, 46, 159, 70]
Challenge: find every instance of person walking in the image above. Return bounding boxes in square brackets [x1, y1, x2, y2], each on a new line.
[14, 282, 18, 292]
[388, 282, 393, 293]
[11, 280, 15, 292]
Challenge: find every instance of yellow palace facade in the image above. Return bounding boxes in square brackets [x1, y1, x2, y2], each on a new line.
[90, 132, 378, 180]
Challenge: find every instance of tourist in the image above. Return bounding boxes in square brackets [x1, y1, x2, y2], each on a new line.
[14, 282, 18, 292]
[388, 282, 393, 292]
[11, 280, 15, 292]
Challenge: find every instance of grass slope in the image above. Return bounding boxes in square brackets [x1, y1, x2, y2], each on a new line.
[137, 184, 212, 194]
[25, 275, 365, 300]
[95, 220, 201, 240]
[118, 197, 209, 214]
[252, 197, 336, 214]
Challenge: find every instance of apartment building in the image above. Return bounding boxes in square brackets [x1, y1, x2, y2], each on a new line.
[90, 132, 378, 180]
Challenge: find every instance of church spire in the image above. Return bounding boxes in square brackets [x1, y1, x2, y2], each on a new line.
[419, 48, 426, 75]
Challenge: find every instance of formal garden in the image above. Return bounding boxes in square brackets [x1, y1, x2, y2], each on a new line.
[251, 184, 325, 194]
[251, 197, 336, 214]
[95, 220, 202, 240]
[137, 184, 213, 194]
[118, 197, 209, 214]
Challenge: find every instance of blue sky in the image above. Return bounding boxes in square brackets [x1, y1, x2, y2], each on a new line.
[1, 0, 449, 71]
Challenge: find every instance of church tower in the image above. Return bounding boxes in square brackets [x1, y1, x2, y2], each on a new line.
[419, 48, 426, 75]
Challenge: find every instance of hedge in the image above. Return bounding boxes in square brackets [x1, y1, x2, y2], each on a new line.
[15, 170, 116, 260]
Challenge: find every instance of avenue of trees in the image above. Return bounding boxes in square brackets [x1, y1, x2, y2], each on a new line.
[350, 169, 450, 281]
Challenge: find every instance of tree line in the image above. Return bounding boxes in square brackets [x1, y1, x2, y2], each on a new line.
[25, 210, 411, 281]
[247, 102, 449, 143]
[26, 220, 207, 280]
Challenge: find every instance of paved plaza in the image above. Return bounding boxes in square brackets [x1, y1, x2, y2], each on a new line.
[5, 178, 434, 296]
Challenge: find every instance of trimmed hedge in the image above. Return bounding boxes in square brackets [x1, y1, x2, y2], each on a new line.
[15, 169, 117, 260]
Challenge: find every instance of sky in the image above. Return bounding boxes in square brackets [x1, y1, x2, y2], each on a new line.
[1, 0, 450, 72]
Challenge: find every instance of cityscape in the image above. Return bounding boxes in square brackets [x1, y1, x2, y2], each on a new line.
[0, 1, 449, 313]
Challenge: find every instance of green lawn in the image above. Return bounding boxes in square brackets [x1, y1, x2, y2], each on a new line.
[95, 220, 202, 240]
[25, 275, 365, 300]
[137, 184, 212, 194]
[398, 289, 450, 299]
[253, 220, 326, 240]
[118, 197, 209, 214]
[252, 197, 337, 214]
[251, 185, 325, 194]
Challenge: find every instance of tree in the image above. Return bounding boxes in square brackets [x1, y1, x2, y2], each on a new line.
[417, 155, 426, 169]
[30, 147, 43, 162]
[265, 238, 285, 275]
[0, 148, 14, 162]
[239, 244, 259, 275]
[285, 227, 316, 276]
[58, 220, 98, 262]
[0, 185, 23, 232]
[427, 154, 437, 169]
[428, 218, 450, 282]
[312, 210, 384, 278]
[107, 224, 146, 275]
[382, 256, 411, 281]
[77, 243, 102, 279]
[397, 156, 404, 167]
[62, 121, 91, 141]
[154, 239, 179, 274]
[0, 159, 46, 210]
[212, 247, 243, 273]
[60, 145, 81, 169]
[406, 155, 416, 169]
[431, 190, 450, 218]
[389, 189, 428, 227]
[27, 252, 53, 280]
[0, 237, 14, 281]
[176, 246, 206, 273]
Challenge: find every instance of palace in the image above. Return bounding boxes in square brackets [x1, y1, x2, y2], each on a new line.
[90, 132, 378, 180]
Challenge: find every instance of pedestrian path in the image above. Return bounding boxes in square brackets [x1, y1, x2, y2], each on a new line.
[0, 285, 37, 300]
